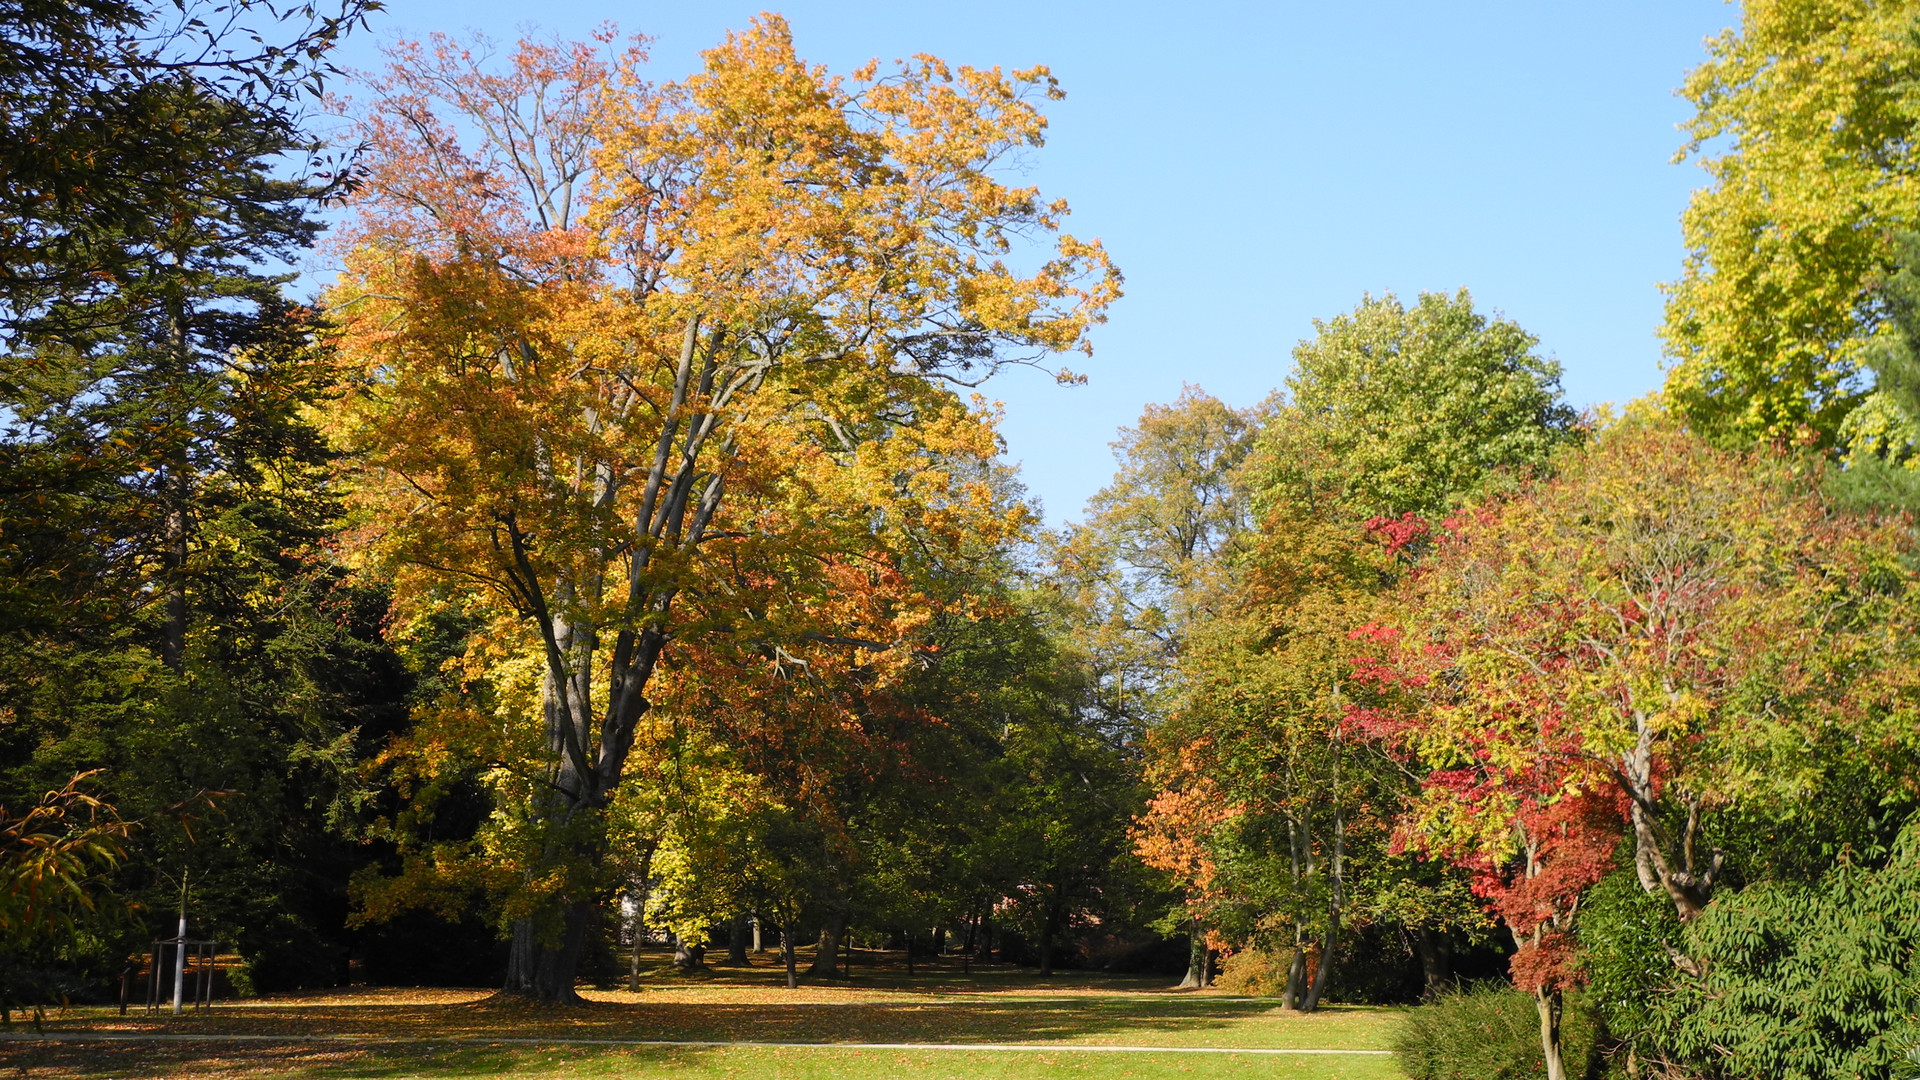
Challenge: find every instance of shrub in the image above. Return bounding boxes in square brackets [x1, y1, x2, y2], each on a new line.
[1649, 826, 1920, 1080]
[1394, 982, 1600, 1080]
[1214, 948, 1291, 996]
[1578, 867, 1682, 1054]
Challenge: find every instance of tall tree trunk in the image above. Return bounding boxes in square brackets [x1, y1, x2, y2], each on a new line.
[780, 926, 797, 989]
[505, 901, 592, 1003]
[1415, 930, 1451, 999]
[161, 302, 191, 673]
[752, 916, 762, 953]
[1282, 928, 1308, 1009]
[905, 931, 914, 976]
[962, 910, 978, 975]
[1300, 741, 1347, 1013]
[809, 915, 843, 978]
[977, 913, 995, 963]
[1038, 900, 1058, 977]
[1177, 917, 1208, 989]
[1299, 920, 1339, 1012]
[724, 914, 749, 966]
[1535, 985, 1567, 1080]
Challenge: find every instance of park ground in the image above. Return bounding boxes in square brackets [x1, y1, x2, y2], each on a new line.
[0, 951, 1406, 1080]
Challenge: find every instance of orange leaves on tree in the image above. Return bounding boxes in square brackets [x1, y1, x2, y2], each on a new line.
[322, 16, 1109, 992]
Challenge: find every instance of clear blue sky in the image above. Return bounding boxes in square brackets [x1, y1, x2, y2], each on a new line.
[328, 1, 1740, 525]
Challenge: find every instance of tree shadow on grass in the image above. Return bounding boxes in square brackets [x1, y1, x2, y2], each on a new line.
[30, 959, 1395, 1060]
[0, 1040, 1405, 1080]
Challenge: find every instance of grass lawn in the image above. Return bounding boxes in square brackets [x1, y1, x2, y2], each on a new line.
[0, 951, 1407, 1079]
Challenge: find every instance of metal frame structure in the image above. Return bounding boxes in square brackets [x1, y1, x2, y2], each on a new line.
[144, 936, 218, 1014]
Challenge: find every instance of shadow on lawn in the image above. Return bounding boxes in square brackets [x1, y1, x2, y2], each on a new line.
[0, 1040, 695, 1080]
[41, 994, 1299, 1045]
[18, 956, 1392, 1077]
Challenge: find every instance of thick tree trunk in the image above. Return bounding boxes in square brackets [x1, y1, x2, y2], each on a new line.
[977, 913, 995, 963]
[1281, 933, 1308, 1009]
[505, 901, 592, 1003]
[1299, 919, 1339, 1012]
[780, 926, 797, 989]
[1177, 918, 1208, 989]
[1415, 930, 1452, 999]
[724, 914, 749, 966]
[752, 916, 762, 953]
[809, 916, 843, 978]
[1624, 718, 1715, 922]
[1535, 986, 1567, 1080]
[673, 936, 705, 971]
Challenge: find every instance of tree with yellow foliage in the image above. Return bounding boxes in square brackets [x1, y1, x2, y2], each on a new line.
[1663, 0, 1920, 446]
[325, 19, 1117, 1000]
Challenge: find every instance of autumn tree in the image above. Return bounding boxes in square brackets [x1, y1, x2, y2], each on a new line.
[1378, 410, 1920, 1073]
[1131, 290, 1576, 1006]
[326, 21, 1117, 1000]
[0, 774, 134, 1020]
[1049, 387, 1261, 987]
[1392, 413, 1918, 918]
[1663, 0, 1920, 446]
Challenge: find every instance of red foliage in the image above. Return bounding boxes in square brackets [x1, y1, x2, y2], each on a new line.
[1364, 512, 1430, 555]
[1461, 785, 1623, 994]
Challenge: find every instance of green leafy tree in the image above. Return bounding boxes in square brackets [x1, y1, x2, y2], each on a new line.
[1662, 0, 1920, 446]
[1268, 289, 1577, 520]
[1652, 823, 1920, 1080]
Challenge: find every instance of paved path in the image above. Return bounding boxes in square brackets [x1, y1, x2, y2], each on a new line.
[0, 1031, 1390, 1056]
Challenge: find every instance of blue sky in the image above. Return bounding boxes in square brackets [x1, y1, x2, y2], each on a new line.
[327, 1, 1740, 524]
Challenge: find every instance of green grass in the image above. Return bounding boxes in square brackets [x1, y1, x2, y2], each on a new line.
[1, 955, 1408, 1078]
[0, 1042, 1405, 1080]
